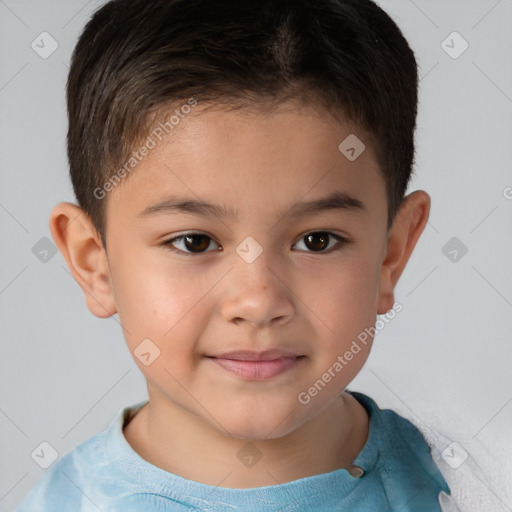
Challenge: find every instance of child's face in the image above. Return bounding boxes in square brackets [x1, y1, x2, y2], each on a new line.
[101, 102, 392, 439]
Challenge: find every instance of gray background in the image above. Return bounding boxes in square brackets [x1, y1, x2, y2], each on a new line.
[1, 0, 511, 511]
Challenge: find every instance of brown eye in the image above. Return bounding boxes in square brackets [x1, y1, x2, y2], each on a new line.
[165, 233, 220, 254]
[183, 234, 211, 252]
[305, 232, 329, 251]
[294, 232, 346, 253]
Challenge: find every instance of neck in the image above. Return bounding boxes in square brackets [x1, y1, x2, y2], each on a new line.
[123, 390, 369, 488]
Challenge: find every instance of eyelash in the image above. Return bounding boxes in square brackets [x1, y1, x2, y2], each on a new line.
[162, 231, 350, 256]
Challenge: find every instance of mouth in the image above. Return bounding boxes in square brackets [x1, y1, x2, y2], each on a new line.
[205, 350, 305, 381]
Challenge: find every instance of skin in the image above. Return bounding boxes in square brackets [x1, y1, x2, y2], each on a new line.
[50, 101, 430, 488]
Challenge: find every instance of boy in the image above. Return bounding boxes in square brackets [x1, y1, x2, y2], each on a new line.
[17, 0, 458, 510]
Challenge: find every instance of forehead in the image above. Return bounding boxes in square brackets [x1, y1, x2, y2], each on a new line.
[105, 102, 386, 229]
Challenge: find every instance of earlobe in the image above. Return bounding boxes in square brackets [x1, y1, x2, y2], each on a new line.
[377, 191, 430, 315]
[49, 202, 117, 318]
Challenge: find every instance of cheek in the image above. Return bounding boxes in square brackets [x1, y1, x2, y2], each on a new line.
[295, 254, 382, 394]
[301, 254, 381, 337]
[109, 251, 212, 351]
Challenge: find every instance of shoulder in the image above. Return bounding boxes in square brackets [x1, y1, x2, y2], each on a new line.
[14, 400, 144, 512]
[350, 390, 441, 463]
[16, 431, 105, 512]
[349, 391, 453, 511]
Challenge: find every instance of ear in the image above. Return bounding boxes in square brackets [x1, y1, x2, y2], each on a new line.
[49, 202, 117, 318]
[377, 190, 430, 314]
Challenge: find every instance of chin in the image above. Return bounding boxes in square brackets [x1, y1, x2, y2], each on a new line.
[212, 406, 306, 441]
[225, 423, 292, 441]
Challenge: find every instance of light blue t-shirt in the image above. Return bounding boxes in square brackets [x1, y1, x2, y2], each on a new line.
[16, 391, 452, 511]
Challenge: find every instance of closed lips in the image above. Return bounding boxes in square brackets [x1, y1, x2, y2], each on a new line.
[206, 350, 305, 380]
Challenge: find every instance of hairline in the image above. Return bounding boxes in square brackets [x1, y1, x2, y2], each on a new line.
[98, 95, 386, 252]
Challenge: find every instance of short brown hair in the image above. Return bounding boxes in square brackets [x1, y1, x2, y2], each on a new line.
[67, 0, 418, 249]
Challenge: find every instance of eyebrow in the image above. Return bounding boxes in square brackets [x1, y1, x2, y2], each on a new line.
[137, 191, 365, 221]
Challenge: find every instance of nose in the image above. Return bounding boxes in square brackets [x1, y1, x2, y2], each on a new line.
[220, 252, 295, 328]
